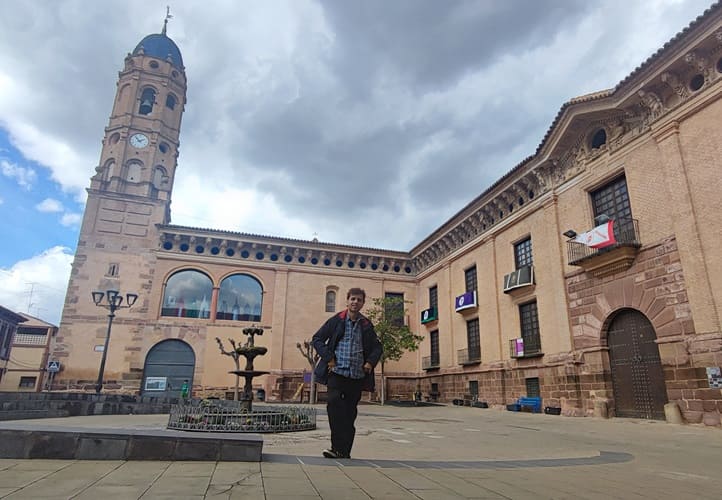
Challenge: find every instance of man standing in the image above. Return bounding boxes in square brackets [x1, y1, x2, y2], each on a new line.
[312, 288, 383, 459]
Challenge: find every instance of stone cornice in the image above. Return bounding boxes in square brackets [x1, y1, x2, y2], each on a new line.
[157, 225, 415, 276]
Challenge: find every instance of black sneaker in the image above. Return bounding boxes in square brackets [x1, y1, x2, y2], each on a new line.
[322, 449, 347, 459]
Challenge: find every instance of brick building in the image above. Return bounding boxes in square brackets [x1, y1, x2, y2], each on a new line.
[55, 6, 722, 425]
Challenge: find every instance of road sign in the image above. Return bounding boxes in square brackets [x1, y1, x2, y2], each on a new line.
[47, 360, 60, 373]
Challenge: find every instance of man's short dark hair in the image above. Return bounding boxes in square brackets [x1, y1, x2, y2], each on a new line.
[347, 288, 366, 300]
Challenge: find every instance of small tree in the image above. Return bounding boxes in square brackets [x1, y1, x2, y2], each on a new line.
[215, 337, 242, 401]
[296, 340, 318, 404]
[365, 296, 424, 404]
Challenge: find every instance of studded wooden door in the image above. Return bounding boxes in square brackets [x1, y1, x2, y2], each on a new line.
[608, 310, 667, 419]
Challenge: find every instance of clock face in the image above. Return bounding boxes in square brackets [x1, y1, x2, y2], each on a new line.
[130, 133, 149, 148]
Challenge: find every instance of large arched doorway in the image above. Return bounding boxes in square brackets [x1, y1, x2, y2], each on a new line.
[141, 339, 195, 399]
[607, 309, 667, 419]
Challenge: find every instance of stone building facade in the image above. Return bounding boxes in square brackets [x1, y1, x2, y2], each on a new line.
[55, 6, 722, 425]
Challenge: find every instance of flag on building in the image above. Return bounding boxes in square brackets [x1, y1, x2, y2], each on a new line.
[574, 220, 616, 248]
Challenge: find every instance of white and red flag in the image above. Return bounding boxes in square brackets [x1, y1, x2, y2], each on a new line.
[574, 220, 616, 249]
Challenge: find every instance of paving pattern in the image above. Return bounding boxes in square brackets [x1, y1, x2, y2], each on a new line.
[0, 403, 720, 499]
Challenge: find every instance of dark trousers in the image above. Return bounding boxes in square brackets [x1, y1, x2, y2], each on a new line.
[327, 372, 364, 457]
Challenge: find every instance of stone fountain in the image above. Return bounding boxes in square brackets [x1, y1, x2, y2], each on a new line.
[232, 326, 269, 412]
[167, 325, 316, 433]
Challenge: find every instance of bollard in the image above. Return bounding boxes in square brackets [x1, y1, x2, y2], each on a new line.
[664, 402, 684, 424]
[593, 400, 608, 419]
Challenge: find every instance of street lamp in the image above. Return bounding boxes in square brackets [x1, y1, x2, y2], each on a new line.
[91, 289, 138, 393]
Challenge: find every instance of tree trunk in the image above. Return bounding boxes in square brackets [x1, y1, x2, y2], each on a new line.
[380, 361, 386, 405]
[310, 371, 316, 404]
[234, 358, 240, 401]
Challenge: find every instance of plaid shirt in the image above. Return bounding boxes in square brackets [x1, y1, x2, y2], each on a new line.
[333, 315, 365, 379]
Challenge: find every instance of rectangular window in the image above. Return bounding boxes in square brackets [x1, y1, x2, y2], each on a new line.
[591, 175, 632, 242]
[429, 286, 438, 311]
[525, 377, 540, 398]
[106, 263, 119, 277]
[591, 175, 631, 222]
[514, 238, 533, 269]
[19, 376, 36, 389]
[464, 265, 477, 293]
[430, 330, 440, 366]
[468, 380, 479, 398]
[466, 318, 480, 361]
[0, 323, 12, 360]
[384, 292, 405, 327]
[519, 301, 541, 355]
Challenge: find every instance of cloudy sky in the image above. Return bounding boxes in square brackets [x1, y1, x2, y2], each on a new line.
[0, 0, 710, 323]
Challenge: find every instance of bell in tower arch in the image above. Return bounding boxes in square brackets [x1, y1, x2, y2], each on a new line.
[139, 88, 156, 115]
[139, 99, 153, 115]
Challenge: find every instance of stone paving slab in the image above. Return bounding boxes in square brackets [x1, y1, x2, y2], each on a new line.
[0, 403, 721, 498]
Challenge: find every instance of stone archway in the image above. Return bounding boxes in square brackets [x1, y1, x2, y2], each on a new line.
[607, 309, 667, 419]
[141, 339, 195, 399]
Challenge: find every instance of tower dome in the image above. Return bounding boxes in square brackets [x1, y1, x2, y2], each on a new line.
[133, 33, 184, 69]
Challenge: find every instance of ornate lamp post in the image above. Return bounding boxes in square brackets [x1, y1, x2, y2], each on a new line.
[91, 289, 138, 393]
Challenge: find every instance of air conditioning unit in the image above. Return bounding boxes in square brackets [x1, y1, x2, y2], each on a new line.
[503, 265, 535, 293]
[510, 338, 524, 358]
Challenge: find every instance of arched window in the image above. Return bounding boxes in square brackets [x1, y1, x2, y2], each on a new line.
[126, 161, 142, 183]
[102, 159, 116, 182]
[325, 290, 336, 312]
[217, 274, 263, 322]
[153, 166, 167, 188]
[590, 128, 607, 149]
[139, 88, 156, 115]
[165, 93, 177, 110]
[161, 269, 213, 319]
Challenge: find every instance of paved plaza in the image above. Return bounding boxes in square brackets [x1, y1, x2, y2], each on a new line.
[0, 402, 720, 499]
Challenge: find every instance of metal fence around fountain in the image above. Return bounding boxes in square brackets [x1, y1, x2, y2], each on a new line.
[167, 399, 316, 433]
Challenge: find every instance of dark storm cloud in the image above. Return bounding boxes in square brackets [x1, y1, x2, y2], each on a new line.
[319, 0, 594, 92]
[0, 0, 711, 251]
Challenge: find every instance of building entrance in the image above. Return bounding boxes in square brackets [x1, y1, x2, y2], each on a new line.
[607, 309, 667, 419]
[141, 339, 195, 399]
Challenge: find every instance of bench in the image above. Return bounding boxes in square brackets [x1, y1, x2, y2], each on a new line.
[517, 396, 542, 413]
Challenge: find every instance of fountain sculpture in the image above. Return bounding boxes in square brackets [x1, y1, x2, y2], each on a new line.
[167, 326, 316, 433]
[231, 326, 269, 411]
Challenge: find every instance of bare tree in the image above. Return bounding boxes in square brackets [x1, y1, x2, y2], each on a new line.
[296, 340, 318, 404]
[215, 337, 241, 401]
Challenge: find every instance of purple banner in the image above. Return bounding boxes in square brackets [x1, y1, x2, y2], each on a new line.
[455, 291, 477, 311]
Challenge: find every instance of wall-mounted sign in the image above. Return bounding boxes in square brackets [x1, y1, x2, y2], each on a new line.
[455, 291, 477, 312]
[144, 377, 168, 391]
[421, 307, 437, 324]
[94, 345, 104, 352]
[707, 367, 721, 388]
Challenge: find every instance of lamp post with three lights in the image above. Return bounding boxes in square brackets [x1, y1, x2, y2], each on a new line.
[91, 290, 138, 394]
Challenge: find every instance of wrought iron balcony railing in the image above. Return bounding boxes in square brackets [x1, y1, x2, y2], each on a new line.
[422, 355, 440, 370]
[566, 218, 641, 267]
[509, 337, 542, 358]
[457, 347, 481, 365]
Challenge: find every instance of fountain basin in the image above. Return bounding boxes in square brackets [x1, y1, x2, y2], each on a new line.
[167, 399, 316, 433]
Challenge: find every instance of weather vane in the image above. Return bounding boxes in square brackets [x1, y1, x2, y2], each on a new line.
[162, 6, 173, 35]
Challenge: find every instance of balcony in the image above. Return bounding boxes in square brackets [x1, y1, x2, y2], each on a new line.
[566, 218, 641, 278]
[457, 347, 481, 366]
[422, 356, 440, 370]
[509, 338, 543, 359]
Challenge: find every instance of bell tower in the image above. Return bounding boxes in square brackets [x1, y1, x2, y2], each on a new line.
[89, 25, 186, 217]
[54, 20, 187, 387]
